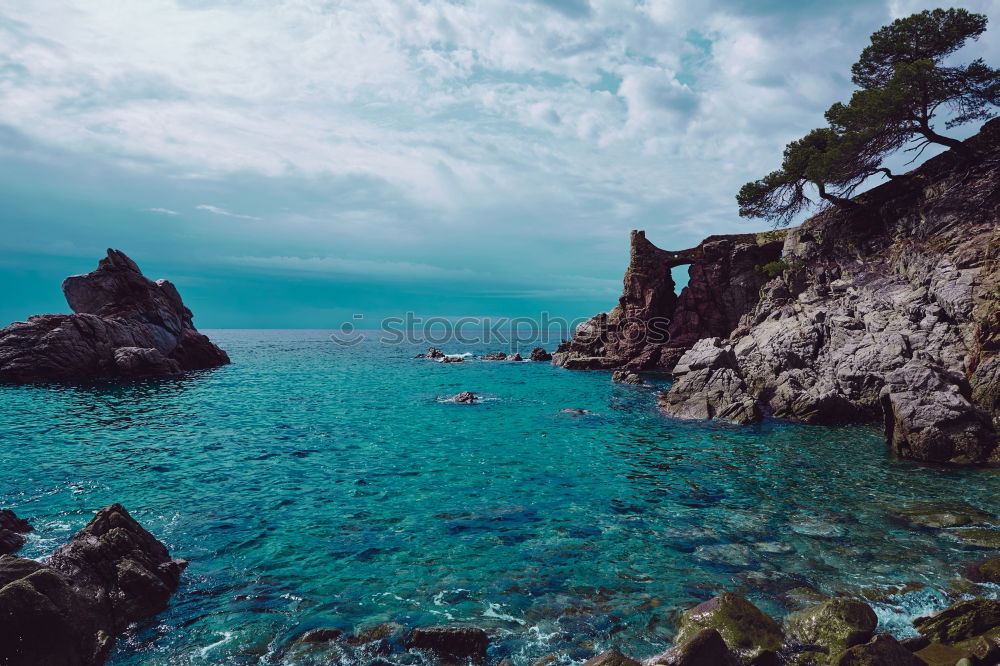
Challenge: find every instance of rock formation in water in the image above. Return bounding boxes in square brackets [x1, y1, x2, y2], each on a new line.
[554, 118, 1000, 464]
[0, 509, 32, 555]
[0, 504, 186, 666]
[0, 249, 229, 382]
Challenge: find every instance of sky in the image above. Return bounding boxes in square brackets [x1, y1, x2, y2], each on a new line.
[1, 0, 997, 328]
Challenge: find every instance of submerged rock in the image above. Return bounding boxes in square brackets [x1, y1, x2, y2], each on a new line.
[647, 628, 740, 665]
[0, 249, 229, 382]
[831, 634, 923, 665]
[890, 502, 999, 529]
[582, 650, 640, 666]
[0, 504, 184, 666]
[405, 626, 488, 663]
[966, 555, 1000, 584]
[784, 598, 878, 656]
[0, 510, 32, 555]
[530, 347, 553, 362]
[673, 593, 783, 665]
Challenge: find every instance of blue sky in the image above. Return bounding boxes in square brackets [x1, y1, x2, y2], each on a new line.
[1, 0, 997, 328]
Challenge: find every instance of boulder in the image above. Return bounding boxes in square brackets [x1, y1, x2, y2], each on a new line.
[0, 504, 184, 666]
[453, 392, 478, 403]
[405, 626, 488, 663]
[0, 249, 229, 383]
[581, 650, 640, 666]
[647, 628, 740, 665]
[658, 339, 761, 424]
[912, 642, 973, 666]
[673, 593, 783, 665]
[612, 370, 643, 385]
[880, 360, 998, 464]
[530, 347, 552, 362]
[966, 555, 1000, 584]
[784, 598, 878, 655]
[913, 599, 1000, 643]
[0, 510, 32, 556]
[831, 634, 924, 665]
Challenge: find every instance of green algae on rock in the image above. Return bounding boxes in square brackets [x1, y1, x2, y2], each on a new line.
[890, 502, 999, 529]
[830, 634, 923, 666]
[673, 593, 783, 665]
[785, 598, 878, 656]
[913, 598, 1000, 643]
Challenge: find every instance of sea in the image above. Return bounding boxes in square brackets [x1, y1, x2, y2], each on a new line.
[2, 329, 999, 665]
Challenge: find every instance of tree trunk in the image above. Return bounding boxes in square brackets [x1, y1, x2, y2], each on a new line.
[816, 182, 859, 209]
[917, 125, 973, 159]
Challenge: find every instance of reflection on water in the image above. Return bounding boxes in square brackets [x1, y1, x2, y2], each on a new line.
[1, 329, 999, 665]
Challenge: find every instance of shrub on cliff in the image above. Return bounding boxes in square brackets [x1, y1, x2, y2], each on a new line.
[738, 7, 1000, 226]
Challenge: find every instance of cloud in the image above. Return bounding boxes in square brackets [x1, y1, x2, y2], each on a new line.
[146, 207, 179, 215]
[195, 204, 262, 221]
[226, 255, 475, 280]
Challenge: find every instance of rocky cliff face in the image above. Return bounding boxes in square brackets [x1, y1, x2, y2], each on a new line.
[0, 249, 229, 382]
[558, 118, 1000, 465]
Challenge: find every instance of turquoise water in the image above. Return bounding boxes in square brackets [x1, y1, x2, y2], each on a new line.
[2, 329, 999, 665]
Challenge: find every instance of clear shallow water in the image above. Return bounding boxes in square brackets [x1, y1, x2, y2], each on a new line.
[2, 329, 999, 665]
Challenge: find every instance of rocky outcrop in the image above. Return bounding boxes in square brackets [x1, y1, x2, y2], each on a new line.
[530, 347, 553, 362]
[553, 230, 783, 371]
[453, 391, 478, 403]
[0, 509, 32, 555]
[0, 250, 229, 382]
[612, 370, 643, 385]
[658, 339, 760, 424]
[561, 118, 1000, 464]
[0, 504, 185, 666]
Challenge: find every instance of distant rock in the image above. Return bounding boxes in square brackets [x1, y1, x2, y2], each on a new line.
[0, 249, 229, 383]
[508, 353, 523, 361]
[612, 370, 643, 385]
[454, 392, 478, 403]
[481, 352, 508, 360]
[0, 509, 31, 556]
[440, 356, 465, 363]
[560, 408, 593, 415]
[426, 347, 446, 359]
[405, 626, 488, 663]
[0, 504, 185, 665]
[530, 347, 552, 362]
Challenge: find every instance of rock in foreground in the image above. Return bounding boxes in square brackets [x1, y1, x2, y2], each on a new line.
[0, 250, 229, 382]
[0, 503, 186, 666]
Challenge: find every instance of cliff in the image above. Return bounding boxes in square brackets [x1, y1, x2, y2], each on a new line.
[0, 249, 230, 382]
[555, 118, 1000, 464]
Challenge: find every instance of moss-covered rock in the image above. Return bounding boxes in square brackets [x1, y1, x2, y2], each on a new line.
[648, 628, 740, 666]
[830, 634, 923, 666]
[674, 593, 783, 665]
[967, 555, 1000, 583]
[913, 599, 1000, 643]
[960, 625, 1000, 662]
[912, 641, 972, 666]
[784, 649, 829, 665]
[785, 598, 878, 655]
[891, 502, 999, 529]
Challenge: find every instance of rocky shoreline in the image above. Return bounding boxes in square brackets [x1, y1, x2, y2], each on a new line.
[553, 118, 1000, 465]
[0, 249, 229, 382]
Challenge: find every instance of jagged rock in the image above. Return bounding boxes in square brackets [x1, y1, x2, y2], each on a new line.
[0, 504, 184, 666]
[426, 347, 446, 359]
[658, 339, 761, 424]
[405, 626, 488, 663]
[913, 599, 1000, 643]
[530, 347, 552, 361]
[481, 352, 508, 360]
[557, 119, 1000, 462]
[581, 650, 640, 666]
[440, 356, 465, 363]
[831, 634, 924, 665]
[879, 360, 998, 464]
[784, 598, 878, 656]
[453, 392, 478, 403]
[612, 370, 643, 385]
[0, 249, 229, 382]
[0, 510, 32, 555]
[673, 593, 783, 665]
[646, 628, 740, 665]
[508, 353, 523, 361]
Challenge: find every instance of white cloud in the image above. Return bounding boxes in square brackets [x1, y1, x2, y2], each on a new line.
[146, 207, 178, 215]
[195, 204, 262, 221]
